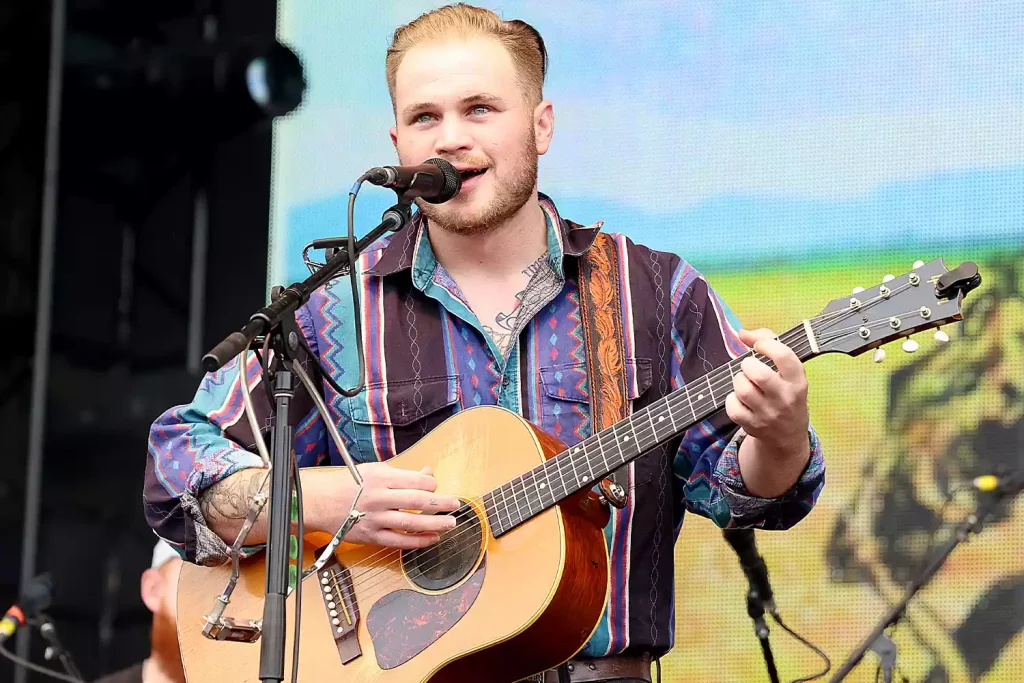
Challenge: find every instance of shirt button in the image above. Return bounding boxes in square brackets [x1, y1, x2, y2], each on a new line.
[501, 376, 510, 387]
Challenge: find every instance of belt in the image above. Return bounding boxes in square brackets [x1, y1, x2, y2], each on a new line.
[541, 654, 653, 683]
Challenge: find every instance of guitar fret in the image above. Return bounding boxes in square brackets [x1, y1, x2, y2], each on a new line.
[508, 480, 525, 525]
[524, 472, 543, 516]
[644, 407, 659, 451]
[666, 396, 679, 432]
[538, 464, 555, 507]
[494, 484, 510, 533]
[581, 441, 597, 484]
[516, 475, 532, 519]
[595, 432, 611, 474]
[567, 442, 583, 488]
[609, 424, 627, 471]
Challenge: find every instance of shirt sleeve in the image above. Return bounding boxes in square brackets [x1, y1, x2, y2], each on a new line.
[667, 264, 825, 531]
[144, 306, 329, 565]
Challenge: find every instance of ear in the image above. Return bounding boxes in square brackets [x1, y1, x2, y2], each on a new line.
[534, 100, 554, 156]
[140, 568, 163, 613]
[389, 126, 398, 149]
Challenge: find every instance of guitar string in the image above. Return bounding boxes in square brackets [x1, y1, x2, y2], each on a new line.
[338, 333, 819, 601]
[324, 284, 930, 594]
[307, 278, 912, 582]
[333, 287, 930, 594]
[334, 308, 937, 606]
[341, 309, 940, 601]
[323, 284, 931, 598]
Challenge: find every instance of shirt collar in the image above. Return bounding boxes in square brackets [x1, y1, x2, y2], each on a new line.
[365, 192, 603, 286]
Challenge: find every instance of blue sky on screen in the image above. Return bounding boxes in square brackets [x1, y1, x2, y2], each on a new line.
[270, 1, 1024, 283]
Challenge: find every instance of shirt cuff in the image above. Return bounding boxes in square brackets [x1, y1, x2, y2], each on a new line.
[180, 491, 266, 566]
[713, 426, 825, 527]
[182, 449, 268, 566]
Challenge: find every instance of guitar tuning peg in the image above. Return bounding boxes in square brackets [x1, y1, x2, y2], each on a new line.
[934, 328, 950, 343]
[873, 348, 886, 363]
[902, 338, 920, 354]
[852, 286, 865, 294]
[882, 274, 896, 283]
[913, 260, 925, 269]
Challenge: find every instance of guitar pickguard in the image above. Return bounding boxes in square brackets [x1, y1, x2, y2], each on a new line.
[366, 557, 487, 670]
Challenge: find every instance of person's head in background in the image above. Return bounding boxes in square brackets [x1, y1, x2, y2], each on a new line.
[139, 541, 185, 683]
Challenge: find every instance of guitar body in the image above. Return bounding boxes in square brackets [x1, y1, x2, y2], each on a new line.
[176, 406, 611, 683]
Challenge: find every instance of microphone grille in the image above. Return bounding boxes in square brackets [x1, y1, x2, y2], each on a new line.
[423, 158, 462, 203]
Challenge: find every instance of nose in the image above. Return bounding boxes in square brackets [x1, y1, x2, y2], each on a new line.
[434, 116, 473, 157]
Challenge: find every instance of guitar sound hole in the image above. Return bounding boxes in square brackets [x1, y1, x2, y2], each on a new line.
[402, 503, 483, 592]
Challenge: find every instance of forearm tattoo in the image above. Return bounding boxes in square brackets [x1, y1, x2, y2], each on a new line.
[199, 470, 268, 523]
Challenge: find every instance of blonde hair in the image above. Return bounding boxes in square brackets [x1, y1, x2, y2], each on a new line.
[386, 3, 548, 109]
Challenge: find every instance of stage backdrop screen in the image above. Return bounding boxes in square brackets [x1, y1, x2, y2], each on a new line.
[268, 3, 1024, 681]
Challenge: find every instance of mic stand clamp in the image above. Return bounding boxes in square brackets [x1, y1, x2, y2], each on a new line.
[867, 632, 898, 683]
[37, 615, 83, 682]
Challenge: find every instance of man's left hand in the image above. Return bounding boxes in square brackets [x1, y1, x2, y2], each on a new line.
[725, 328, 810, 455]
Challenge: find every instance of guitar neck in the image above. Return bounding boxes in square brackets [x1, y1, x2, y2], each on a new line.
[483, 322, 816, 536]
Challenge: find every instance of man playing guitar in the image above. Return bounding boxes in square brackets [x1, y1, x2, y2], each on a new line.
[145, 5, 825, 681]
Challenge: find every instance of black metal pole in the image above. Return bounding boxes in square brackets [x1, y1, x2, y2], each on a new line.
[758, 629, 780, 683]
[212, 202, 412, 683]
[830, 491, 1006, 682]
[747, 591, 781, 683]
[258, 367, 294, 683]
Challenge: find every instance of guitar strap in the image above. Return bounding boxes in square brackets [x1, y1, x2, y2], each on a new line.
[576, 230, 631, 508]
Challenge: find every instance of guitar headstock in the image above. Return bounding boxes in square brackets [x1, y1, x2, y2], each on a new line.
[811, 259, 981, 359]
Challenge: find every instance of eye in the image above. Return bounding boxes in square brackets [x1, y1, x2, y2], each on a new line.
[412, 112, 436, 125]
[469, 105, 492, 116]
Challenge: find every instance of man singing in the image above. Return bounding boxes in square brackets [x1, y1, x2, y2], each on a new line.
[145, 4, 825, 681]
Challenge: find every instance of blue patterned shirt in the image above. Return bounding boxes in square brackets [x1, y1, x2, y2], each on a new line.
[145, 193, 825, 658]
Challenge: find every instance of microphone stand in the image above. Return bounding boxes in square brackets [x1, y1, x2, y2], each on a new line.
[745, 583, 780, 683]
[829, 484, 1019, 682]
[203, 201, 413, 683]
[37, 616, 83, 682]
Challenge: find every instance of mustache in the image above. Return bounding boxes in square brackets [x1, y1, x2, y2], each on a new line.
[436, 154, 490, 168]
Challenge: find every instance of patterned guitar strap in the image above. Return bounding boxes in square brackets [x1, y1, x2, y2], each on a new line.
[577, 230, 631, 509]
[528, 230, 635, 683]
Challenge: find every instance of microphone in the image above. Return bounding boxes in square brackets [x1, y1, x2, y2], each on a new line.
[0, 574, 52, 644]
[364, 157, 461, 203]
[972, 472, 1023, 496]
[722, 528, 777, 615]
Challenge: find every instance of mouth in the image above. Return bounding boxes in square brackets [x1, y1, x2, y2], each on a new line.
[457, 167, 488, 183]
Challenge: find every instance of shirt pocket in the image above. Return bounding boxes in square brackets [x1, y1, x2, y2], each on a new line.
[537, 358, 653, 436]
[346, 375, 460, 461]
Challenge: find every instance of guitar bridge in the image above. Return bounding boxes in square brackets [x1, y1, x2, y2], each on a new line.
[316, 546, 362, 664]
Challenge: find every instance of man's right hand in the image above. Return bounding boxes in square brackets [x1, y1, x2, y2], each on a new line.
[203, 462, 462, 552]
[307, 462, 462, 549]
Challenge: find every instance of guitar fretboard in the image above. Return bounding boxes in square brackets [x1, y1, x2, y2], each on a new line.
[482, 324, 813, 536]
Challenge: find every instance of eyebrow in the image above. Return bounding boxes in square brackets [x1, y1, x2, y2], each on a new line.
[401, 93, 506, 119]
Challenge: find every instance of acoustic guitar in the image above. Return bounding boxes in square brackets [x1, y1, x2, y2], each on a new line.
[176, 259, 980, 682]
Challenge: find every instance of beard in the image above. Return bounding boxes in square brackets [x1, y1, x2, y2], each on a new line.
[416, 128, 539, 236]
[150, 609, 187, 683]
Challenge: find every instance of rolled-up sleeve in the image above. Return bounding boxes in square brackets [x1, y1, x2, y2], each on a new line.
[667, 263, 825, 531]
[144, 306, 328, 565]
